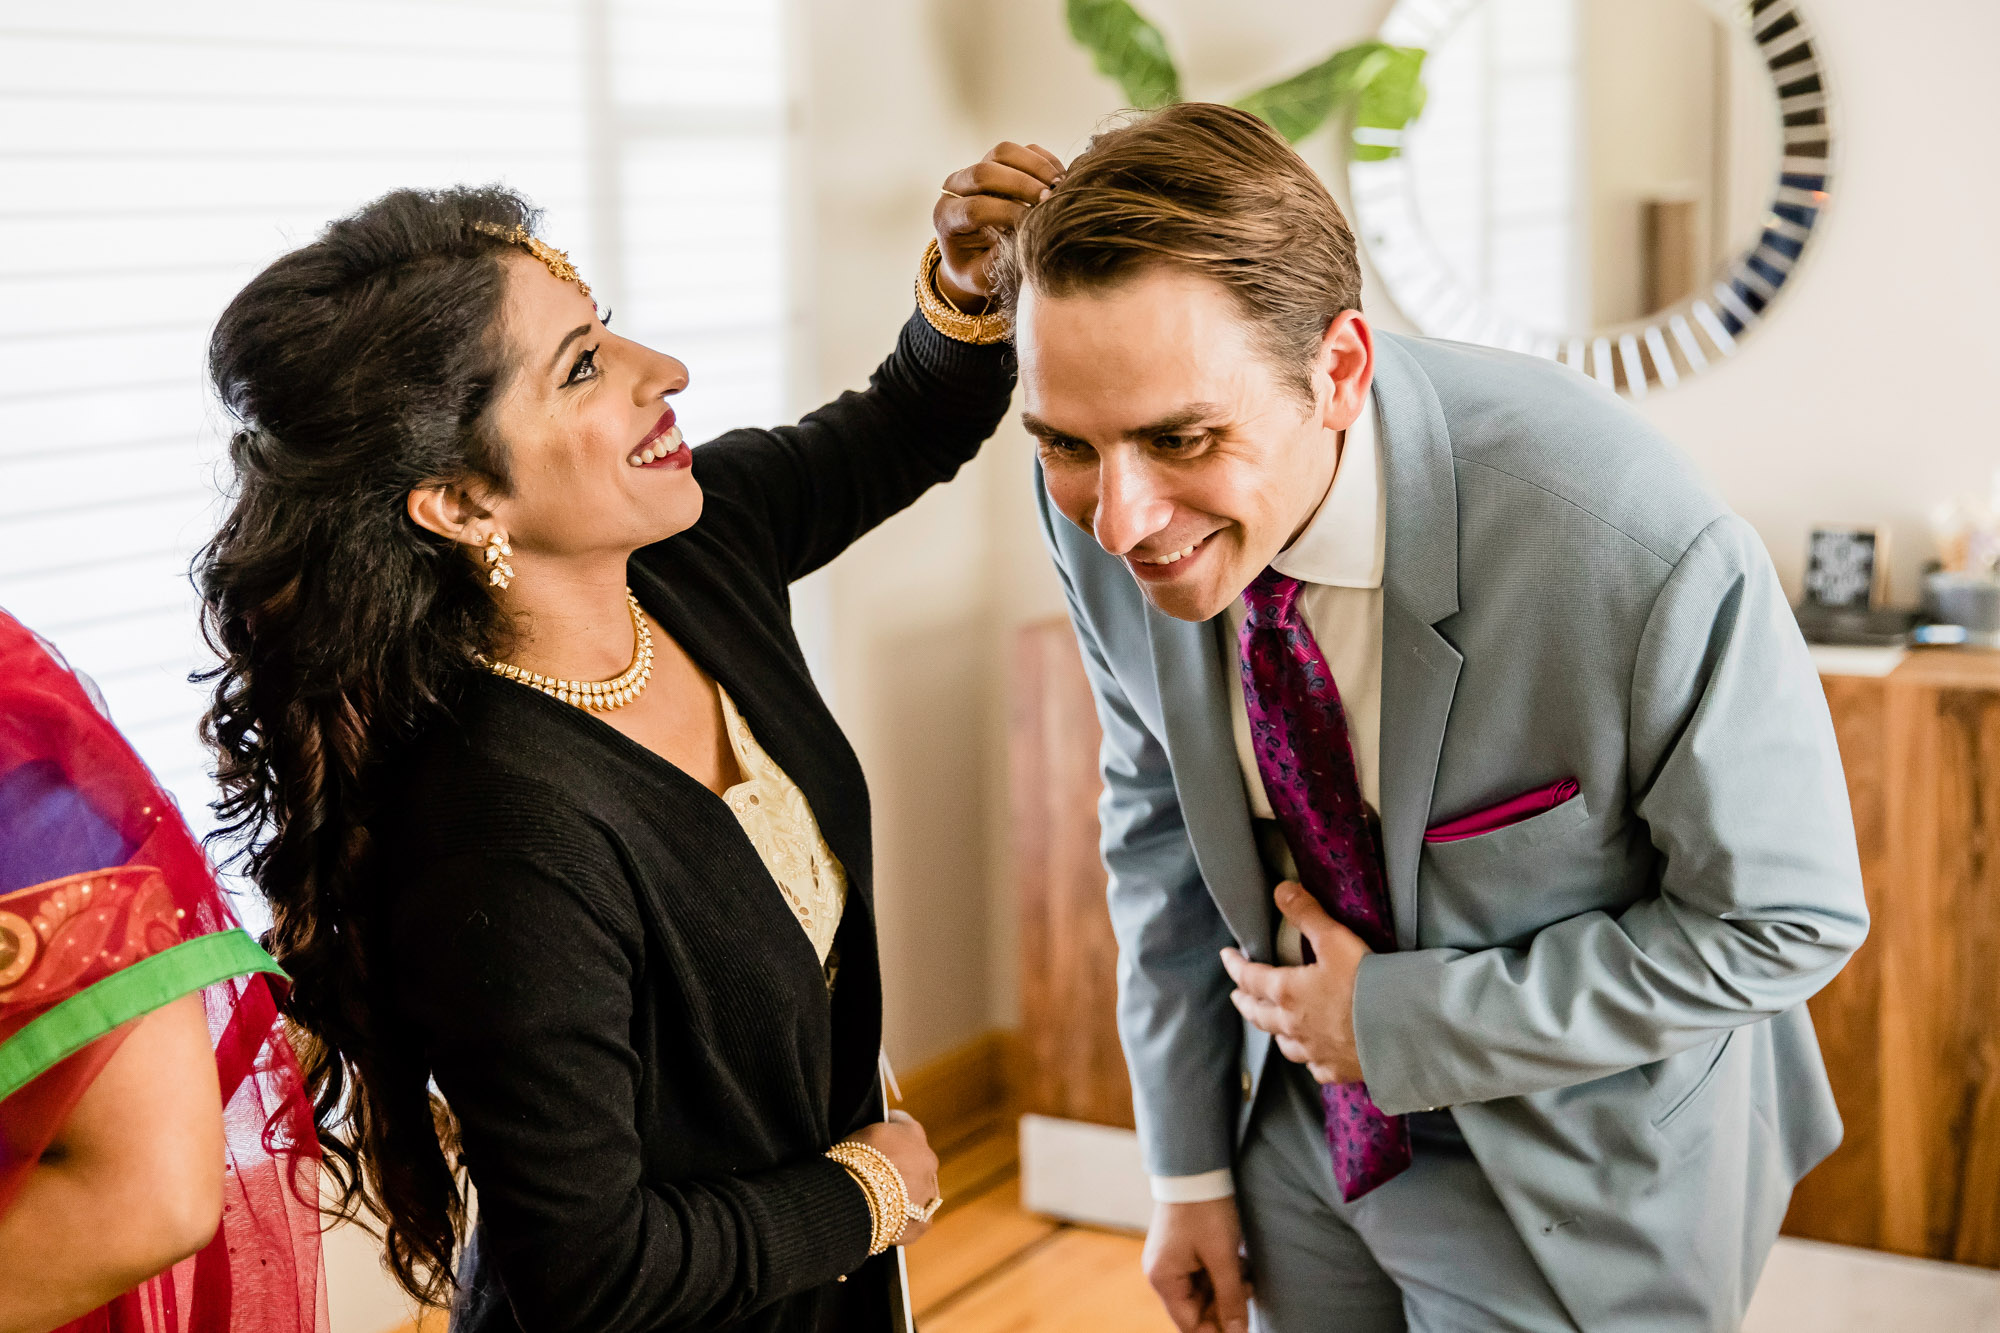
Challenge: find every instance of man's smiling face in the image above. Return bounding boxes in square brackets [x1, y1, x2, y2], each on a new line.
[1016, 266, 1370, 623]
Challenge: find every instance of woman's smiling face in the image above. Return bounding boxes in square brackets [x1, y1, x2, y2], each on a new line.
[479, 251, 699, 563]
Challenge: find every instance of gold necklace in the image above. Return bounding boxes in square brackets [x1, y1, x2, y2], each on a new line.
[483, 589, 653, 711]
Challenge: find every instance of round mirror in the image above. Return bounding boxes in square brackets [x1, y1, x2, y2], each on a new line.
[1349, 0, 1831, 396]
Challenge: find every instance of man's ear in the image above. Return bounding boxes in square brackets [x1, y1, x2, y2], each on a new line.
[1312, 310, 1374, 433]
[405, 482, 493, 545]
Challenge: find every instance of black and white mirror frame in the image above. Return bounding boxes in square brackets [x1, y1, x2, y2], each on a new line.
[1348, 0, 1832, 397]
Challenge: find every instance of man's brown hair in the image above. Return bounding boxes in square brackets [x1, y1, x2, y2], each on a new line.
[998, 101, 1362, 394]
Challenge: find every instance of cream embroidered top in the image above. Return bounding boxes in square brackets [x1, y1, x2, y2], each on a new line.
[716, 685, 848, 969]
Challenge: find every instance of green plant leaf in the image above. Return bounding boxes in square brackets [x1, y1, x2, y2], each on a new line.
[1233, 41, 1427, 154]
[1352, 44, 1428, 161]
[1067, 0, 1182, 109]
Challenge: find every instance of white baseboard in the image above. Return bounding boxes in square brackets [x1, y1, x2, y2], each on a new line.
[1017, 1113, 1153, 1232]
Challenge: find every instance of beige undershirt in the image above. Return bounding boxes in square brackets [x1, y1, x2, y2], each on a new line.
[716, 685, 848, 972]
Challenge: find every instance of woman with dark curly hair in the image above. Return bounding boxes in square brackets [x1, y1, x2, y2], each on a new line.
[195, 142, 1061, 1333]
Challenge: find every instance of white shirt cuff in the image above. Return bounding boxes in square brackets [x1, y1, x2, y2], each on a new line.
[1149, 1169, 1236, 1203]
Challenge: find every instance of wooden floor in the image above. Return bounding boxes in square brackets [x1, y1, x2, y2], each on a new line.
[908, 1117, 1170, 1333]
[388, 1112, 2000, 1333]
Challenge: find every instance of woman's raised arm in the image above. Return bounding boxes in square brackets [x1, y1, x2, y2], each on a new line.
[683, 142, 1064, 587]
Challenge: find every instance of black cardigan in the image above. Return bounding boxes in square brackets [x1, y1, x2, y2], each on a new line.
[375, 315, 1016, 1333]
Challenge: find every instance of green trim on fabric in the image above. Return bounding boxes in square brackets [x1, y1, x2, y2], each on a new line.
[0, 930, 285, 1101]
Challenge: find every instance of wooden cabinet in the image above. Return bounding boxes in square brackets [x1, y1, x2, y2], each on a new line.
[1012, 619, 1133, 1131]
[1014, 617, 2000, 1265]
[1783, 652, 2000, 1266]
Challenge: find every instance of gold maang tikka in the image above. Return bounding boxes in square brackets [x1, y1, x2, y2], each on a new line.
[470, 221, 593, 302]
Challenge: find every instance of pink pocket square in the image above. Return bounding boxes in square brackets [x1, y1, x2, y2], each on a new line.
[1425, 778, 1581, 843]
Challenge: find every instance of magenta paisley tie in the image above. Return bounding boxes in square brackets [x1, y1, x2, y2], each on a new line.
[1238, 567, 1412, 1202]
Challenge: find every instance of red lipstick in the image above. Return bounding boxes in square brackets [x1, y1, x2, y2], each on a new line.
[629, 406, 690, 471]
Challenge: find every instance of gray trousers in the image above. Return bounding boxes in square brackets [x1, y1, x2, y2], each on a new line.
[1237, 1059, 1580, 1333]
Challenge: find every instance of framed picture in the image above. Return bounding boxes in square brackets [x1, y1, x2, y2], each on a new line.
[1803, 525, 1891, 610]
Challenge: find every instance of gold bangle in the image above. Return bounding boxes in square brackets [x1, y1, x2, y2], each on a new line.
[826, 1140, 913, 1255]
[837, 1140, 942, 1221]
[847, 1160, 897, 1254]
[915, 239, 1010, 346]
[829, 1141, 908, 1254]
[841, 1140, 940, 1226]
[825, 1154, 881, 1253]
[829, 1159, 889, 1255]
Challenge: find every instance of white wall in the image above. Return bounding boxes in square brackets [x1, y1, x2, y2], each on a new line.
[796, 0, 1004, 1068]
[1634, 0, 2000, 605]
[324, 1216, 418, 1333]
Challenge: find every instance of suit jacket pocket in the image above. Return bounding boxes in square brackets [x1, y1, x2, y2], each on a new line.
[1426, 778, 1581, 843]
[1650, 1030, 1736, 1132]
[1424, 785, 1591, 854]
[1415, 789, 1614, 948]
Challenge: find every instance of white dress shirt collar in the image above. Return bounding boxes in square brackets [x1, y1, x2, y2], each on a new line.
[1267, 385, 1384, 591]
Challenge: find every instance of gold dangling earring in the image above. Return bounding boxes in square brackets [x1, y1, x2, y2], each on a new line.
[483, 531, 515, 590]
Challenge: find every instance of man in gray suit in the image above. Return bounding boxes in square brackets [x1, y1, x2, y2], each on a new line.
[999, 103, 1866, 1332]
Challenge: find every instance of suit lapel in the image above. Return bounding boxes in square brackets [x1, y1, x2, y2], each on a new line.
[1372, 334, 1464, 951]
[1144, 607, 1277, 961]
[1378, 600, 1461, 949]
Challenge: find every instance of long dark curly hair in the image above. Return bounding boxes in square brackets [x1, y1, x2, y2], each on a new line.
[196, 184, 533, 1304]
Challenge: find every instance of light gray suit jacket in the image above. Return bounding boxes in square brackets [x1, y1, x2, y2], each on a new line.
[1032, 332, 1869, 1331]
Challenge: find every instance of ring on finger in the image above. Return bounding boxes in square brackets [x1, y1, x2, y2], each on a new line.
[906, 1193, 944, 1225]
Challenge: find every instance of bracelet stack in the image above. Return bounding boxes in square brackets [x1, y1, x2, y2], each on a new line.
[826, 1140, 912, 1256]
[915, 238, 1010, 345]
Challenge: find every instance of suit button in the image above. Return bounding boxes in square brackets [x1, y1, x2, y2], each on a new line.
[1241, 1069, 1254, 1102]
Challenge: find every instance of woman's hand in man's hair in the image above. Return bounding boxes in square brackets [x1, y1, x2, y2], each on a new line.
[932, 141, 1066, 313]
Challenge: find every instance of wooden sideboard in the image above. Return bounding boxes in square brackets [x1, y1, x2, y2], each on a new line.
[1013, 616, 2000, 1266]
[1783, 650, 2000, 1265]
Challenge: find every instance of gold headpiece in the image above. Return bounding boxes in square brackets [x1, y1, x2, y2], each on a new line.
[470, 221, 593, 302]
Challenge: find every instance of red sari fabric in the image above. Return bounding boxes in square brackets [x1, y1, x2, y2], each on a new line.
[0, 609, 326, 1332]
[0, 866, 189, 1215]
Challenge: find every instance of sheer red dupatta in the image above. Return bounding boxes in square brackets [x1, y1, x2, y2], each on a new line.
[0, 610, 326, 1333]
